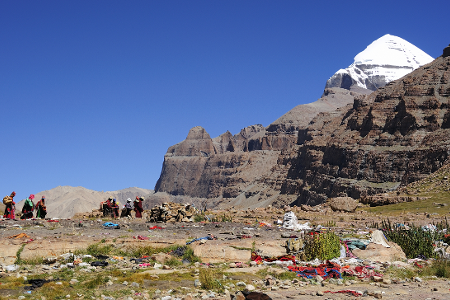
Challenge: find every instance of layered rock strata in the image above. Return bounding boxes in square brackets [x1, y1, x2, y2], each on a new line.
[283, 53, 450, 206]
[155, 88, 361, 207]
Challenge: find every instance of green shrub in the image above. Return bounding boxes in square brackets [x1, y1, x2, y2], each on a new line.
[194, 214, 206, 222]
[421, 259, 450, 278]
[381, 219, 442, 259]
[304, 231, 340, 260]
[199, 268, 223, 291]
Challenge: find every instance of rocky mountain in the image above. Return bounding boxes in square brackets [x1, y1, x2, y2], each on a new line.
[325, 34, 433, 92]
[282, 47, 450, 206]
[154, 87, 363, 207]
[15, 186, 153, 219]
[155, 38, 448, 209]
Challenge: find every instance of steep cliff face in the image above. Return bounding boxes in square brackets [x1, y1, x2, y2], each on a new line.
[283, 54, 450, 206]
[154, 125, 281, 200]
[154, 88, 361, 205]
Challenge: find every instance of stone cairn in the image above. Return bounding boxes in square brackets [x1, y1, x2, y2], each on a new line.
[147, 202, 196, 223]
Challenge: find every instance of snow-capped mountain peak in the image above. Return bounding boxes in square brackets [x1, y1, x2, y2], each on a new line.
[326, 34, 434, 92]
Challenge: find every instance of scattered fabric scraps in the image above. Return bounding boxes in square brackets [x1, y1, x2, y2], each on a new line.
[133, 235, 149, 240]
[131, 258, 147, 264]
[251, 252, 297, 265]
[95, 255, 109, 260]
[342, 238, 370, 250]
[186, 235, 216, 245]
[24, 279, 51, 290]
[324, 290, 362, 297]
[112, 256, 123, 260]
[235, 262, 249, 268]
[287, 261, 342, 279]
[342, 265, 382, 279]
[90, 261, 108, 267]
[8, 233, 30, 239]
[149, 226, 163, 230]
[138, 263, 153, 267]
[102, 222, 120, 229]
[239, 235, 252, 239]
[47, 220, 59, 223]
[171, 246, 187, 257]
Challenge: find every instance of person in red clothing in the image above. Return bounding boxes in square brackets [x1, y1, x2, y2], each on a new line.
[101, 197, 113, 217]
[3, 191, 16, 219]
[111, 198, 119, 218]
[134, 196, 144, 218]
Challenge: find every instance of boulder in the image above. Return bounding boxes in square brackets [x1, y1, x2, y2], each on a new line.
[352, 241, 406, 262]
[328, 197, 358, 212]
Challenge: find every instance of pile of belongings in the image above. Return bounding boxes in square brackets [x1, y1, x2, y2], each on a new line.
[147, 202, 196, 223]
[282, 211, 311, 231]
[287, 261, 342, 279]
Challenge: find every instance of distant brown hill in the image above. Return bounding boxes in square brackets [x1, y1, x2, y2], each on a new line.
[13, 186, 153, 219]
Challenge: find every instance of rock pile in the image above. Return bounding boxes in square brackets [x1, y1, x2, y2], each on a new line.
[147, 202, 197, 223]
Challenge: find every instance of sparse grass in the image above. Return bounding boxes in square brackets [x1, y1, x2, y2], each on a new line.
[165, 257, 183, 267]
[420, 259, 450, 278]
[255, 267, 298, 280]
[14, 243, 26, 264]
[19, 255, 44, 265]
[34, 281, 72, 299]
[229, 246, 252, 251]
[385, 265, 417, 279]
[271, 271, 298, 280]
[194, 214, 206, 222]
[85, 243, 115, 256]
[0, 275, 25, 290]
[85, 273, 108, 289]
[199, 268, 223, 291]
[364, 193, 450, 215]
[211, 214, 233, 222]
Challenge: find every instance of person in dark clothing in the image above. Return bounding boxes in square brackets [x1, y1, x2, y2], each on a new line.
[35, 196, 47, 219]
[101, 197, 113, 217]
[21, 194, 35, 219]
[111, 198, 119, 218]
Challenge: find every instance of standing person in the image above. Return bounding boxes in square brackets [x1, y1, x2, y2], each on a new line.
[122, 198, 133, 218]
[35, 196, 47, 219]
[3, 191, 16, 220]
[111, 198, 119, 218]
[21, 194, 35, 219]
[101, 197, 113, 217]
[134, 196, 144, 218]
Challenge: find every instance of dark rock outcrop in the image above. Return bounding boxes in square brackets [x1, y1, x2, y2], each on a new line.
[444, 44, 450, 58]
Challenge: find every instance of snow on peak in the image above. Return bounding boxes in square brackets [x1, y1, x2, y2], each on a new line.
[354, 34, 433, 68]
[326, 34, 434, 91]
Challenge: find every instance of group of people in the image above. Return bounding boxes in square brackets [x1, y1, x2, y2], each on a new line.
[100, 196, 144, 219]
[2, 191, 47, 220]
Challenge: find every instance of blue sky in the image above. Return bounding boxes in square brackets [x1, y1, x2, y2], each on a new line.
[1, 0, 448, 201]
